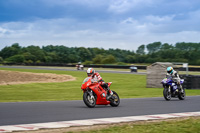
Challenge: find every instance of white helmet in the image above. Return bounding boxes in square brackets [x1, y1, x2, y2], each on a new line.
[87, 68, 95, 77]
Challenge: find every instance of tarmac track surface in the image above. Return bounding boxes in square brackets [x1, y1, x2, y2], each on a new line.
[0, 66, 146, 75]
[0, 96, 200, 126]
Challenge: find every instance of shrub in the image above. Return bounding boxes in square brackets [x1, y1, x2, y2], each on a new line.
[102, 55, 116, 64]
[5, 55, 24, 63]
[83, 60, 92, 65]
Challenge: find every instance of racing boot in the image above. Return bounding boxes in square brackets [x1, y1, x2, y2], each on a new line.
[179, 85, 184, 93]
[177, 83, 183, 93]
[106, 87, 113, 100]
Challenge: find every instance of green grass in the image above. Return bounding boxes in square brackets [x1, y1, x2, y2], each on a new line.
[72, 117, 200, 133]
[0, 67, 200, 102]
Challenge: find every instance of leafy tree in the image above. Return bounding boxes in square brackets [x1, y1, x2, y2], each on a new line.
[136, 45, 145, 55]
[157, 49, 176, 59]
[0, 57, 3, 63]
[102, 55, 116, 64]
[0, 43, 21, 59]
[23, 52, 37, 62]
[145, 57, 156, 63]
[160, 43, 174, 50]
[68, 54, 79, 63]
[146, 42, 161, 54]
[5, 55, 24, 63]
[83, 60, 92, 65]
[135, 55, 146, 63]
[175, 42, 200, 51]
[24, 60, 33, 64]
[78, 47, 92, 62]
[12, 43, 21, 49]
[92, 55, 103, 64]
[91, 48, 106, 56]
[125, 55, 136, 63]
[1, 42, 200, 65]
[23, 45, 45, 62]
[196, 59, 200, 65]
[45, 52, 58, 63]
[36, 60, 41, 63]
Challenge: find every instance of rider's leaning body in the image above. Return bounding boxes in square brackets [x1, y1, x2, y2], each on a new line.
[166, 67, 182, 92]
[86, 68, 113, 99]
[166, 67, 180, 83]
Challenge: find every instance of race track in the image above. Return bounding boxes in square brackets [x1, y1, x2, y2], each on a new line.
[0, 96, 200, 126]
[0, 66, 146, 75]
[0, 66, 199, 127]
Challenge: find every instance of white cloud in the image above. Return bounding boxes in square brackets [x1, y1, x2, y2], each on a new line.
[1, 15, 200, 51]
[40, 0, 107, 8]
[121, 17, 136, 24]
[145, 15, 175, 23]
[108, 0, 154, 13]
[162, 31, 200, 43]
[1, 0, 200, 51]
[0, 27, 13, 35]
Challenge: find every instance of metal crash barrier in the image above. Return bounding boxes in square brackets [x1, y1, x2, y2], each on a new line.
[180, 75, 200, 89]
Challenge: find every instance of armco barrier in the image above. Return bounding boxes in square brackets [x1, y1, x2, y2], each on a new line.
[180, 75, 200, 89]
[179, 67, 200, 71]
[84, 64, 146, 69]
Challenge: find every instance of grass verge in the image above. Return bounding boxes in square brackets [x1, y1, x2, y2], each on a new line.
[14, 117, 200, 133]
[68, 117, 200, 133]
[0, 67, 200, 102]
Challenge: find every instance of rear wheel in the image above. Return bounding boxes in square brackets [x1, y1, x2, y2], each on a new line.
[110, 91, 120, 107]
[163, 87, 171, 101]
[83, 91, 96, 108]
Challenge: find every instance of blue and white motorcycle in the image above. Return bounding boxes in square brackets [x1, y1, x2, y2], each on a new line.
[161, 76, 185, 101]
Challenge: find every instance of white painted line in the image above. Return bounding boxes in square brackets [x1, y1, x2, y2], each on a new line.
[58, 120, 94, 126]
[148, 114, 180, 119]
[184, 112, 200, 116]
[0, 129, 9, 133]
[0, 111, 200, 133]
[124, 116, 151, 121]
[27, 123, 68, 128]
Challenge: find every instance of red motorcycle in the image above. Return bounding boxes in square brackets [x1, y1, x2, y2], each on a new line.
[81, 77, 120, 108]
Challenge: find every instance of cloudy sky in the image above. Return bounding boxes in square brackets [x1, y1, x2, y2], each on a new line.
[0, 0, 200, 51]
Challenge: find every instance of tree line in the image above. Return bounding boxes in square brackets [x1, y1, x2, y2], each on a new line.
[0, 42, 200, 65]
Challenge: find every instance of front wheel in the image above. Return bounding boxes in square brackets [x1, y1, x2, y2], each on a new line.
[163, 87, 171, 101]
[83, 91, 96, 108]
[110, 91, 120, 107]
[178, 88, 186, 100]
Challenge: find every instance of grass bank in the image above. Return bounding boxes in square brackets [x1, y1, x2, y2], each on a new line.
[72, 117, 200, 133]
[0, 68, 200, 102]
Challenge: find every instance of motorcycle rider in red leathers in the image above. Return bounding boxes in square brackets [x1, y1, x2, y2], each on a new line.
[86, 68, 113, 100]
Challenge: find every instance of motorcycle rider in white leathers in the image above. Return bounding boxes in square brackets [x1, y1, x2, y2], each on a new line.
[166, 67, 183, 93]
